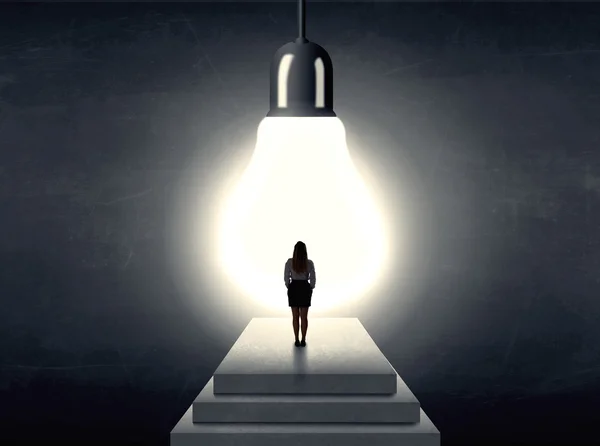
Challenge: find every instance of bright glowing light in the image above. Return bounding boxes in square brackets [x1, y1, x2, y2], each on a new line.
[218, 117, 387, 313]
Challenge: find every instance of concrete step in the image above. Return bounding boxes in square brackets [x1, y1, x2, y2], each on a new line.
[172, 405, 440, 446]
[213, 318, 397, 395]
[193, 374, 420, 423]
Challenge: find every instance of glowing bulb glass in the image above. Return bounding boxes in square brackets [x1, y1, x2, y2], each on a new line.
[218, 117, 387, 312]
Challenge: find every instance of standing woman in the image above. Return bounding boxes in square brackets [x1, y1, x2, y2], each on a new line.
[284, 241, 316, 347]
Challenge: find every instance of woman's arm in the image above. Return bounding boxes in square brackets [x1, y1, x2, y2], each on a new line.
[309, 261, 316, 289]
[284, 259, 291, 288]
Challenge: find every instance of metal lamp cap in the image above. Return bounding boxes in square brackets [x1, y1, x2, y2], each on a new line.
[267, 39, 336, 117]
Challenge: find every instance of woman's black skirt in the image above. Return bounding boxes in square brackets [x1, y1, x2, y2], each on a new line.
[287, 280, 313, 307]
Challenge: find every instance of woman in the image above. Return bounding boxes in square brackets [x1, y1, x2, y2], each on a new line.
[284, 241, 316, 347]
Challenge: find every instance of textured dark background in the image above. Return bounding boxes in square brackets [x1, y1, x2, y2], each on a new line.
[1, 2, 600, 445]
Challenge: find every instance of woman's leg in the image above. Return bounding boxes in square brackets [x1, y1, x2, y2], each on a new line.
[291, 307, 300, 341]
[300, 307, 309, 341]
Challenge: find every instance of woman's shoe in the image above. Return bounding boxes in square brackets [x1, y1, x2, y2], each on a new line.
[300, 340, 306, 347]
[295, 340, 301, 347]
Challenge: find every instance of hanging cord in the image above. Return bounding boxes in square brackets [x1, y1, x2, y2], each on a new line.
[298, 0, 306, 41]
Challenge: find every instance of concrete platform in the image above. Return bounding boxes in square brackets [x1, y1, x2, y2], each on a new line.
[213, 318, 397, 395]
[172, 405, 440, 446]
[193, 375, 420, 423]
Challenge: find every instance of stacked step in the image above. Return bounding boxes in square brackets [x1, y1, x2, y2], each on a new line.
[171, 318, 440, 446]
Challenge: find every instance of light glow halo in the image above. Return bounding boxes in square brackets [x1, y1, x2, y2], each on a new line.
[217, 117, 387, 313]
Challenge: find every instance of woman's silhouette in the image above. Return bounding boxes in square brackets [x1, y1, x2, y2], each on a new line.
[284, 241, 316, 347]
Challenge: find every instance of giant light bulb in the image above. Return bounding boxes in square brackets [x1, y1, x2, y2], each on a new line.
[217, 0, 387, 313]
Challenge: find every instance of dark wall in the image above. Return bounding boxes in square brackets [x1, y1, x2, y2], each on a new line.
[1, 3, 599, 445]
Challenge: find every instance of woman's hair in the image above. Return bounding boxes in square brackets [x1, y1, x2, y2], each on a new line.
[292, 241, 308, 273]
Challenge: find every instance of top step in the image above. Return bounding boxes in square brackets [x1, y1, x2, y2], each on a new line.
[213, 318, 397, 395]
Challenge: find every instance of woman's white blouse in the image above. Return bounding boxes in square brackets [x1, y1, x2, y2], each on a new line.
[284, 258, 316, 289]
